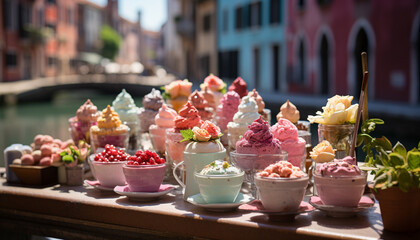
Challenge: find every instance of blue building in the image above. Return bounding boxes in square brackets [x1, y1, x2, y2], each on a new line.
[217, 0, 286, 93]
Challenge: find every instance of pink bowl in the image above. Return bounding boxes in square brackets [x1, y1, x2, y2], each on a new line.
[123, 164, 166, 192]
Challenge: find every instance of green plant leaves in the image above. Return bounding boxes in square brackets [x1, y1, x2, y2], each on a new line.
[62, 155, 74, 164]
[180, 129, 194, 142]
[361, 118, 384, 134]
[398, 168, 412, 192]
[407, 151, 420, 170]
[389, 153, 405, 167]
[392, 142, 407, 160]
[375, 137, 392, 151]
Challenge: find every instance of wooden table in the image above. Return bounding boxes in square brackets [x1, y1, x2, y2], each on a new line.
[0, 174, 417, 240]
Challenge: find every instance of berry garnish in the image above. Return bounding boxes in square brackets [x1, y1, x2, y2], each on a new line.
[93, 144, 128, 162]
[126, 150, 165, 166]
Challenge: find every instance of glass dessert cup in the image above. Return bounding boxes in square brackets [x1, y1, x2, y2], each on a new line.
[287, 153, 307, 171]
[89, 155, 126, 188]
[123, 121, 140, 152]
[318, 124, 355, 159]
[229, 151, 288, 198]
[227, 128, 247, 152]
[195, 171, 244, 204]
[296, 120, 310, 132]
[149, 126, 169, 157]
[90, 129, 130, 154]
[123, 163, 166, 192]
[165, 130, 190, 168]
[313, 171, 367, 207]
[261, 109, 271, 125]
[255, 174, 309, 212]
[68, 117, 97, 144]
[173, 150, 227, 201]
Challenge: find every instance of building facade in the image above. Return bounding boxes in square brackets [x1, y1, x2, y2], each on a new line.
[217, 0, 287, 92]
[286, 0, 420, 104]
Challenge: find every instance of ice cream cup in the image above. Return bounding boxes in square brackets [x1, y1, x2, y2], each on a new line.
[68, 117, 97, 144]
[123, 163, 166, 192]
[296, 120, 310, 132]
[255, 174, 309, 212]
[195, 171, 244, 203]
[318, 124, 355, 159]
[90, 129, 130, 153]
[89, 156, 126, 188]
[173, 150, 226, 201]
[165, 129, 190, 167]
[149, 126, 168, 155]
[313, 171, 367, 207]
[229, 151, 288, 197]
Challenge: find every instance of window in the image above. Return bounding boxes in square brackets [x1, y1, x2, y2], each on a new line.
[297, 0, 306, 11]
[38, 8, 44, 26]
[250, 1, 262, 28]
[295, 39, 306, 84]
[272, 45, 280, 91]
[270, 0, 281, 24]
[200, 55, 210, 78]
[319, 35, 330, 94]
[254, 47, 260, 89]
[203, 14, 211, 32]
[235, 7, 242, 30]
[223, 9, 228, 32]
[47, 0, 56, 4]
[4, 0, 17, 30]
[6, 52, 17, 68]
[67, 8, 74, 25]
[218, 50, 239, 79]
[48, 57, 56, 67]
[19, 3, 32, 37]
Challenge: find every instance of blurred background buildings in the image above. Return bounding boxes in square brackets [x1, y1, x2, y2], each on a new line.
[1, 0, 420, 106]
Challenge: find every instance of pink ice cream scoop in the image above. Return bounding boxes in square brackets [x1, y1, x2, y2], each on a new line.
[316, 156, 361, 177]
[271, 118, 306, 168]
[216, 91, 241, 130]
[236, 116, 281, 154]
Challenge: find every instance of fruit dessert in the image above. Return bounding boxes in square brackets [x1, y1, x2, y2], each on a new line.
[255, 161, 309, 211]
[228, 77, 248, 98]
[149, 104, 178, 156]
[175, 121, 226, 200]
[227, 96, 260, 150]
[247, 89, 271, 125]
[90, 105, 129, 153]
[112, 89, 141, 150]
[91, 144, 129, 187]
[69, 99, 100, 144]
[308, 95, 358, 158]
[200, 74, 226, 107]
[276, 100, 309, 131]
[123, 150, 166, 192]
[162, 79, 192, 112]
[137, 88, 164, 132]
[188, 90, 213, 121]
[271, 118, 306, 169]
[314, 156, 366, 207]
[216, 91, 241, 145]
[165, 102, 203, 165]
[195, 160, 244, 203]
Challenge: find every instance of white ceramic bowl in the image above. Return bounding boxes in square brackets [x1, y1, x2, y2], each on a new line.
[89, 154, 126, 187]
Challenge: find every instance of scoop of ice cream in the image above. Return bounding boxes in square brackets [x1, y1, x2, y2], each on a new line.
[188, 90, 213, 121]
[112, 89, 139, 123]
[76, 99, 100, 122]
[138, 109, 158, 131]
[216, 91, 241, 130]
[228, 77, 248, 98]
[236, 116, 282, 154]
[276, 100, 300, 124]
[248, 89, 265, 113]
[142, 88, 164, 111]
[174, 102, 203, 131]
[200, 86, 216, 109]
[202, 74, 226, 92]
[200, 160, 241, 175]
[316, 156, 361, 177]
[227, 96, 260, 131]
[271, 118, 299, 142]
[258, 161, 304, 178]
[91, 105, 128, 135]
[184, 139, 225, 153]
[154, 104, 177, 128]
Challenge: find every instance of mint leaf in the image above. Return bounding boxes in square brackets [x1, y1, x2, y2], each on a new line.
[62, 155, 74, 164]
[162, 92, 171, 100]
[180, 129, 194, 142]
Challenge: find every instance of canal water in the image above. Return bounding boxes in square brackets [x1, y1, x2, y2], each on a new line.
[0, 89, 143, 167]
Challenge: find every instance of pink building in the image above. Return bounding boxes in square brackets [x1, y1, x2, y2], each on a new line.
[286, 0, 420, 104]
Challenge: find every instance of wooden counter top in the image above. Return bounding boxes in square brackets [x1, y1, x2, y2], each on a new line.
[0, 175, 417, 240]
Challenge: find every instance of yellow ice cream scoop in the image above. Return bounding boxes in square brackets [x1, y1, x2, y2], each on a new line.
[98, 105, 122, 129]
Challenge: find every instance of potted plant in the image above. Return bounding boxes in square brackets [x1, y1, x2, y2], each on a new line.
[60, 141, 90, 186]
[357, 119, 420, 232]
